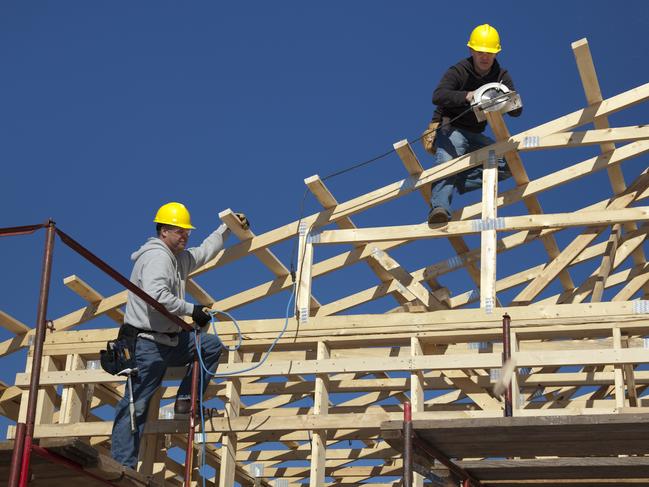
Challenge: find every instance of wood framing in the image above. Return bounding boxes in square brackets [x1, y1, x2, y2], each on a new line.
[2, 37, 649, 486]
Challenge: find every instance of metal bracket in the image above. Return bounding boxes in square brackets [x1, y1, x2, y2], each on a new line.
[522, 135, 540, 148]
[486, 150, 497, 169]
[633, 300, 649, 314]
[484, 297, 495, 314]
[472, 217, 505, 232]
[307, 231, 321, 244]
[299, 307, 309, 324]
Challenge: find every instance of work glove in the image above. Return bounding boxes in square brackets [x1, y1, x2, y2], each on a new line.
[192, 304, 211, 328]
[421, 121, 439, 155]
[235, 212, 250, 230]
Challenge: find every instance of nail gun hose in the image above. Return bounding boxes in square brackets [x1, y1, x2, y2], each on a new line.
[206, 309, 242, 352]
[193, 286, 296, 487]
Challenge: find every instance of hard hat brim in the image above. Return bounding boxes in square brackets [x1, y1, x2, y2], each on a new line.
[153, 217, 196, 230]
[467, 42, 501, 54]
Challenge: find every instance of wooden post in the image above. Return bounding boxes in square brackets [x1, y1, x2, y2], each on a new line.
[59, 354, 85, 424]
[219, 349, 242, 487]
[612, 327, 626, 409]
[480, 149, 498, 313]
[621, 334, 639, 407]
[309, 341, 330, 487]
[296, 222, 314, 324]
[510, 331, 520, 416]
[138, 389, 165, 478]
[410, 337, 424, 487]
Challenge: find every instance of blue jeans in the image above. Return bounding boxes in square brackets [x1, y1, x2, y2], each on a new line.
[111, 331, 223, 468]
[430, 126, 511, 215]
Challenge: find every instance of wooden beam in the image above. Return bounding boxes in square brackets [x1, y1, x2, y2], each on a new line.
[369, 248, 448, 309]
[393, 139, 431, 204]
[220, 208, 290, 278]
[63, 275, 124, 324]
[304, 174, 407, 304]
[221, 208, 321, 314]
[572, 37, 649, 296]
[314, 207, 649, 245]
[514, 172, 649, 305]
[0, 310, 30, 335]
[591, 224, 622, 302]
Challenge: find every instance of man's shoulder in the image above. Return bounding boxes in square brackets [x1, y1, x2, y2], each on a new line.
[136, 246, 174, 266]
[452, 57, 473, 71]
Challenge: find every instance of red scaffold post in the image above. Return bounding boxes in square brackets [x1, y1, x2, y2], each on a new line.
[9, 221, 56, 487]
[502, 313, 513, 417]
[403, 401, 413, 487]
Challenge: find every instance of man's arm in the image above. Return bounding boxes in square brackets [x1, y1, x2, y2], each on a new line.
[432, 66, 470, 108]
[140, 254, 193, 316]
[184, 223, 231, 272]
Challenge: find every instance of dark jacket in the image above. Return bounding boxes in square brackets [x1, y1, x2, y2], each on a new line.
[432, 57, 522, 133]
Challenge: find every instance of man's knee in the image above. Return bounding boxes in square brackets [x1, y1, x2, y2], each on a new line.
[202, 334, 223, 359]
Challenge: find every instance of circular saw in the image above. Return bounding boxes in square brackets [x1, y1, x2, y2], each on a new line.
[471, 82, 523, 122]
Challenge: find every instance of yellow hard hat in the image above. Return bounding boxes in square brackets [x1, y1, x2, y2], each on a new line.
[467, 24, 501, 53]
[153, 202, 195, 229]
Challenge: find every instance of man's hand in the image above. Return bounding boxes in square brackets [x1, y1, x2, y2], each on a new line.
[192, 304, 211, 328]
[235, 212, 250, 230]
[466, 91, 475, 104]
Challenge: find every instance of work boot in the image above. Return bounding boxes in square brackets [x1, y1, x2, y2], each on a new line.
[428, 207, 450, 225]
[174, 398, 192, 417]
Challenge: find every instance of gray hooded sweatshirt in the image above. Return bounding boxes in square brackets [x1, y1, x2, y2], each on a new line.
[123, 224, 230, 346]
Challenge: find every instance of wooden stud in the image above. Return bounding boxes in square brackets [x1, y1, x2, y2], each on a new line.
[295, 225, 314, 324]
[0, 310, 30, 335]
[219, 349, 242, 487]
[370, 248, 448, 309]
[479, 149, 498, 312]
[309, 341, 330, 487]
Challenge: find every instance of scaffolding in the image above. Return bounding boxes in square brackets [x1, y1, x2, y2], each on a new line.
[2, 38, 649, 486]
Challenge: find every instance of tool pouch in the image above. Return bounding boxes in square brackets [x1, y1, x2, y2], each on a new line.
[422, 120, 440, 155]
[100, 325, 139, 375]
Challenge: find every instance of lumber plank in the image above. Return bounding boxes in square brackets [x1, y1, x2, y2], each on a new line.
[315, 207, 649, 245]
[0, 309, 30, 335]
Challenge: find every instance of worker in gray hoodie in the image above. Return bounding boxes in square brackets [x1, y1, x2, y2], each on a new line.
[111, 201, 249, 469]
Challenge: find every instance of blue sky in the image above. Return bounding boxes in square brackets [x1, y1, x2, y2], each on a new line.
[1, 1, 649, 441]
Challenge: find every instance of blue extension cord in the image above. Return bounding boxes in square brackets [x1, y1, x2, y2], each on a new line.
[193, 285, 295, 486]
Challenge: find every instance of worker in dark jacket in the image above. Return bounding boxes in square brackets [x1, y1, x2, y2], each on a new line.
[427, 24, 522, 224]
